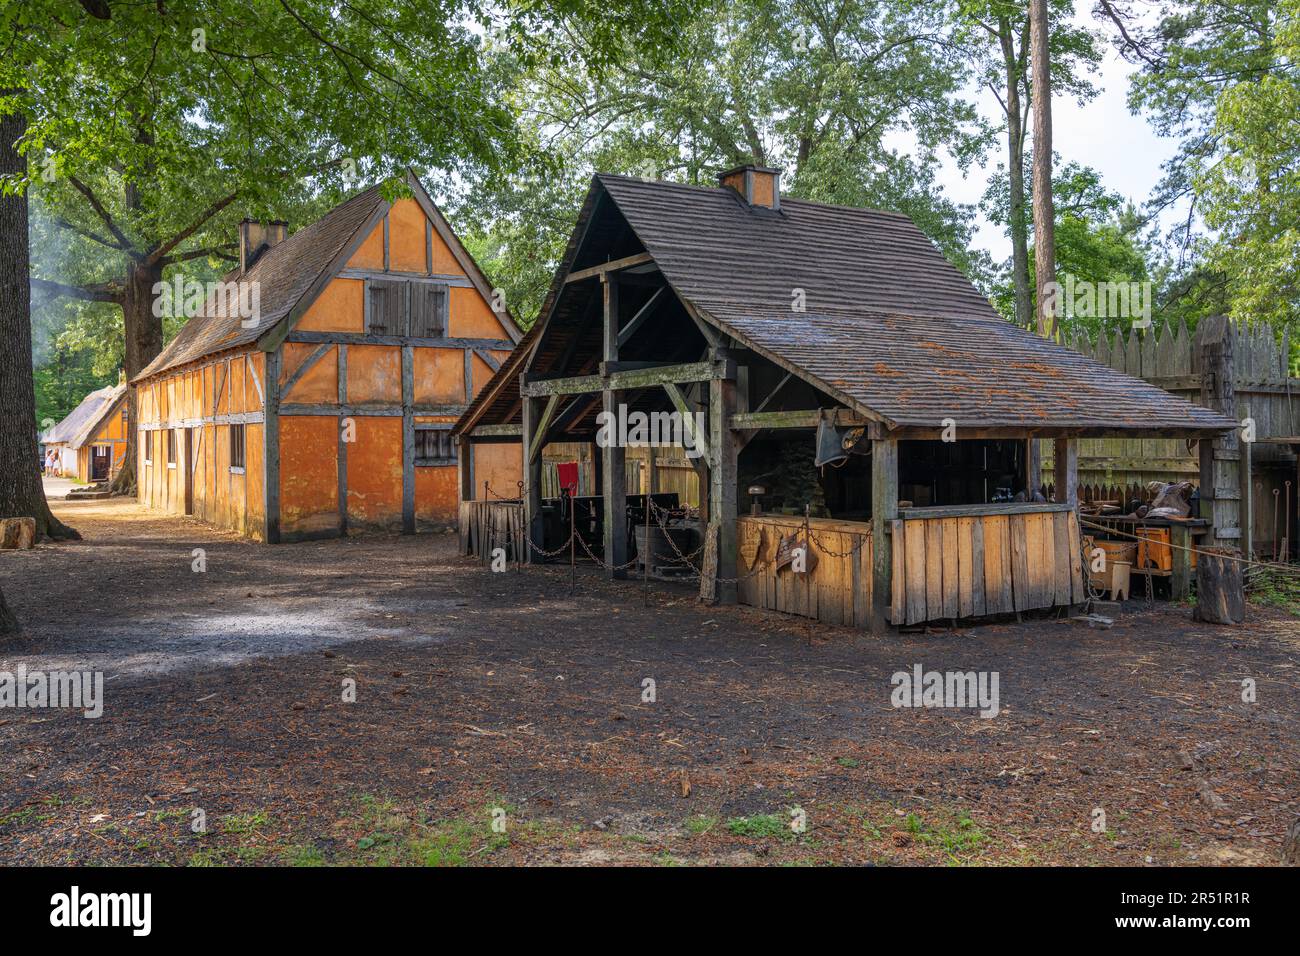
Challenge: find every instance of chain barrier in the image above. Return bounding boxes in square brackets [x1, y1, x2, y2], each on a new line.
[804, 526, 870, 558]
[646, 501, 771, 585]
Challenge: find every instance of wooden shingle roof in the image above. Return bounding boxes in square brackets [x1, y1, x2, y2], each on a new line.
[135, 186, 386, 382]
[42, 384, 126, 448]
[594, 173, 1234, 434]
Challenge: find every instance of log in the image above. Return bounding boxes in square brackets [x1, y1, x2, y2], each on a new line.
[1193, 547, 1244, 624]
[0, 517, 36, 550]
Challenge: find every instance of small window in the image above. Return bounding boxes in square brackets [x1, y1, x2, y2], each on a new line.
[409, 283, 448, 338]
[166, 429, 177, 467]
[230, 423, 246, 471]
[143, 432, 152, 465]
[414, 428, 456, 463]
[367, 278, 405, 336]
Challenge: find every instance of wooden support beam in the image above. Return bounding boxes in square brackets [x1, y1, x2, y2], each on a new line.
[521, 386, 544, 562]
[521, 360, 723, 398]
[402, 345, 415, 534]
[1170, 523, 1192, 600]
[264, 350, 281, 543]
[1053, 437, 1078, 505]
[1198, 315, 1242, 545]
[528, 395, 561, 465]
[338, 344, 349, 535]
[617, 286, 667, 348]
[870, 437, 899, 633]
[602, 276, 627, 578]
[469, 423, 522, 438]
[662, 381, 710, 463]
[564, 251, 654, 284]
[709, 374, 739, 604]
[729, 408, 878, 432]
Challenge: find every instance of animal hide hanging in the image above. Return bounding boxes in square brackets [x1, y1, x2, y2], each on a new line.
[774, 531, 818, 574]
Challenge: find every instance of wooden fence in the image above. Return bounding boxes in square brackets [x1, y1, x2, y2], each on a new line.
[736, 504, 1083, 628]
[1046, 318, 1299, 555]
[458, 500, 524, 563]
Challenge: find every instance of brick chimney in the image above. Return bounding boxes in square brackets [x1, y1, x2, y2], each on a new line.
[239, 218, 289, 272]
[718, 164, 781, 210]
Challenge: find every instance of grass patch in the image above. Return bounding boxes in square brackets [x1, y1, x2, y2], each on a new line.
[683, 814, 719, 835]
[220, 811, 270, 835]
[835, 757, 860, 769]
[1248, 566, 1300, 617]
[726, 813, 796, 840]
[904, 810, 986, 863]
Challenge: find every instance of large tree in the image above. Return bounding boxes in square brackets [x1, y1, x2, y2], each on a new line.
[458, 0, 996, 323]
[5, 0, 687, 517]
[1029, 0, 1057, 337]
[1, 92, 78, 541]
[1099, 0, 1300, 347]
[958, 0, 1099, 329]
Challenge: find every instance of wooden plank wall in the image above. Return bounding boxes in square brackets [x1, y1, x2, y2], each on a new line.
[736, 508, 1084, 629]
[458, 500, 525, 563]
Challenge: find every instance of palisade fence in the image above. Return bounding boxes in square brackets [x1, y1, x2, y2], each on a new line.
[1043, 318, 1299, 555]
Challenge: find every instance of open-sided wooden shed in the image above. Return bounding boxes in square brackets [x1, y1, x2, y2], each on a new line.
[134, 172, 520, 541]
[455, 167, 1235, 630]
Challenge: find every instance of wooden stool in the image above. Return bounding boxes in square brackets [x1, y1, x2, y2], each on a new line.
[1110, 561, 1132, 601]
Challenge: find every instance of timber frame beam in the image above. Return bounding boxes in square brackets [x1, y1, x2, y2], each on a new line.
[563, 252, 655, 284]
[521, 358, 735, 399]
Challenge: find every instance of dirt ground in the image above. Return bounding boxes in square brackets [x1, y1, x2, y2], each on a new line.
[1, 496, 1296, 867]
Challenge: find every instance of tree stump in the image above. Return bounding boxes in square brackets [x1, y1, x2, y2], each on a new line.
[0, 517, 36, 550]
[1194, 547, 1244, 624]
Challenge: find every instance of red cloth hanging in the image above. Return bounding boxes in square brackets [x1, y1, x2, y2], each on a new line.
[556, 461, 579, 496]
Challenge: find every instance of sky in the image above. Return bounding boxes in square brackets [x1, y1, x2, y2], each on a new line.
[927, 4, 1184, 261]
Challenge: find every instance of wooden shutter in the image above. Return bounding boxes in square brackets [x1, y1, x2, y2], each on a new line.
[366, 278, 406, 336]
[410, 282, 448, 338]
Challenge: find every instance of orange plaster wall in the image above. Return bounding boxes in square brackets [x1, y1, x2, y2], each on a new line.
[345, 344, 401, 404]
[471, 351, 500, 394]
[296, 278, 364, 333]
[415, 465, 458, 523]
[413, 347, 466, 404]
[279, 415, 339, 535]
[346, 416, 403, 530]
[473, 442, 523, 500]
[281, 343, 339, 404]
[387, 198, 427, 273]
[348, 219, 384, 270]
[449, 286, 509, 339]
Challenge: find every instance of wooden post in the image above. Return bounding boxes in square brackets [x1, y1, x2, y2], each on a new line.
[1052, 437, 1078, 505]
[1026, 437, 1044, 496]
[401, 344, 415, 534]
[521, 378, 544, 563]
[457, 437, 474, 502]
[1170, 523, 1192, 600]
[1240, 436, 1253, 558]
[871, 437, 899, 634]
[1194, 548, 1245, 624]
[264, 348, 281, 543]
[710, 370, 738, 604]
[601, 275, 627, 578]
[1198, 315, 1242, 546]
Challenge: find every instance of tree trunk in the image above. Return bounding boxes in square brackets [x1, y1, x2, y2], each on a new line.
[1029, 0, 1056, 339]
[0, 93, 78, 542]
[109, 259, 164, 495]
[0, 582, 18, 637]
[1000, 16, 1032, 331]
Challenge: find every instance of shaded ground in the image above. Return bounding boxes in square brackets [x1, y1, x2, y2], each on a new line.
[1, 497, 1296, 867]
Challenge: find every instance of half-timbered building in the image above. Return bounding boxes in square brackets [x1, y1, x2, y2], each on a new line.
[134, 172, 520, 541]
